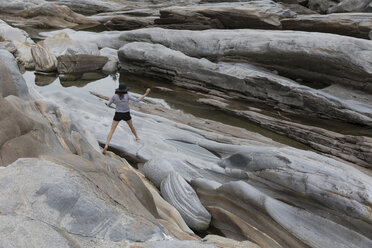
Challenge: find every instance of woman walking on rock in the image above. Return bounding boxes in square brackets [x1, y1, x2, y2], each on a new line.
[103, 84, 150, 154]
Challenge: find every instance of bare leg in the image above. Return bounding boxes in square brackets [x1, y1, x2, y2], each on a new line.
[103, 120, 120, 154]
[126, 119, 140, 141]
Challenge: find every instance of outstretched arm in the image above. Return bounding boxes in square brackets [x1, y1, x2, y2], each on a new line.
[129, 88, 151, 102]
[107, 95, 115, 106]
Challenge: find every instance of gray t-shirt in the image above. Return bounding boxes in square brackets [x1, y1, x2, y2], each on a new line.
[107, 93, 141, 113]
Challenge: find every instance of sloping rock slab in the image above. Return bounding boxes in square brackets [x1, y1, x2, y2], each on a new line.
[0, 158, 167, 243]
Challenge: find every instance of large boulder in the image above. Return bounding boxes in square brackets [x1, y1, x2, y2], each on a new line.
[117, 28, 372, 94]
[155, 1, 296, 30]
[0, 19, 34, 43]
[13, 40, 35, 69]
[57, 54, 108, 74]
[39, 32, 100, 57]
[0, 49, 29, 99]
[31, 44, 58, 72]
[40, 29, 122, 50]
[0, 2, 99, 29]
[161, 172, 211, 231]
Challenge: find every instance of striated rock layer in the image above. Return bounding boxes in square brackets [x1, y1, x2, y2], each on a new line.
[118, 42, 372, 127]
[117, 28, 372, 93]
[155, 1, 296, 30]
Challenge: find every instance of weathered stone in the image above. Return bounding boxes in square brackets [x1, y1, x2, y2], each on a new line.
[13, 40, 35, 69]
[203, 235, 261, 248]
[0, 19, 34, 43]
[117, 28, 372, 93]
[118, 42, 372, 126]
[193, 178, 372, 248]
[329, 0, 372, 13]
[31, 44, 58, 72]
[40, 28, 122, 50]
[57, 54, 108, 74]
[0, 41, 16, 53]
[199, 98, 372, 167]
[0, 49, 29, 99]
[143, 158, 176, 188]
[34, 87, 372, 247]
[100, 47, 119, 61]
[39, 32, 100, 58]
[103, 16, 154, 30]
[102, 60, 118, 74]
[155, 1, 296, 30]
[0, 158, 167, 242]
[281, 13, 372, 39]
[0, 2, 99, 29]
[161, 172, 211, 231]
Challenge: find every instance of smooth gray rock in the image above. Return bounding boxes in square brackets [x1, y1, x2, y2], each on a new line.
[0, 215, 73, 248]
[193, 179, 372, 248]
[118, 42, 372, 126]
[0, 41, 16, 53]
[39, 32, 100, 58]
[0, 49, 29, 99]
[155, 1, 296, 30]
[40, 28, 123, 49]
[307, 0, 338, 13]
[117, 28, 372, 93]
[0, 19, 34, 43]
[143, 158, 176, 188]
[100, 47, 119, 61]
[329, 0, 372, 13]
[161, 172, 211, 231]
[281, 13, 372, 39]
[141, 240, 217, 248]
[102, 60, 118, 74]
[35, 86, 372, 247]
[0, 158, 167, 243]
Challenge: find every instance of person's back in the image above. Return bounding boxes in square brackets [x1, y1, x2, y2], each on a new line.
[109, 93, 141, 113]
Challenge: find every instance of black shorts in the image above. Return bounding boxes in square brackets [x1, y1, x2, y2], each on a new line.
[113, 112, 131, 121]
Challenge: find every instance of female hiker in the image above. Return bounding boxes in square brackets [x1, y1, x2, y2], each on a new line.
[102, 84, 151, 154]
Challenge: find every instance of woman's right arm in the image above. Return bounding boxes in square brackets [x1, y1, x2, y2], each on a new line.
[107, 95, 115, 106]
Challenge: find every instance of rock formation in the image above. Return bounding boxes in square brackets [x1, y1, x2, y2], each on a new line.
[155, 1, 296, 30]
[118, 42, 372, 127]
[117, 28, 372, 93]
[1, 0, 372, 247]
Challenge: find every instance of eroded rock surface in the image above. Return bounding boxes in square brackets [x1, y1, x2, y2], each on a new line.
[118, 42, 372, 126]
[117, 28, 372, 93]
[281, 13, 372, 39]
[155, 1, 296, 30]
[161, 172, 211, 231]
[0, 2, 99, 29]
